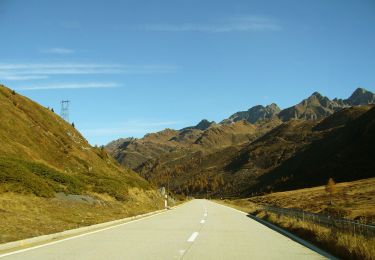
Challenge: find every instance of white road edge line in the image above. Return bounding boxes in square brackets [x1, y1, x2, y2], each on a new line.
[0, 210, 167, 258]
[200, 219, 205, 224]
[187, 232, 199, 242]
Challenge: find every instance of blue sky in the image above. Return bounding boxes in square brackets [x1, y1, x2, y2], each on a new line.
[1, 0, 375, 145]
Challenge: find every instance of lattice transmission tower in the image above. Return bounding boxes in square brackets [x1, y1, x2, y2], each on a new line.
[60, 100, 70, 122]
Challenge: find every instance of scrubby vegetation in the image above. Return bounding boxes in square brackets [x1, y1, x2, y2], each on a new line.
[0, 157, 83, 197]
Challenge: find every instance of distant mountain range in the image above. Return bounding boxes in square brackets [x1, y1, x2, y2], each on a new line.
[224, 87, 375, 123]
[106, 87, 375, 197]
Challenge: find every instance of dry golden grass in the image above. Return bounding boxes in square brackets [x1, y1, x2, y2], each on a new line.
[263, 212, 375, 260]
[247, 177, 375, 223]
[219, 178, 375, 259]
[0, 190, 166, 244]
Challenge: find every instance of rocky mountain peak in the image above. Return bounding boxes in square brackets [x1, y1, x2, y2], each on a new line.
[345, 87, 375, 105]
[181, 119, 216, 131]
[306, 91, 329, 103]
[222, 103, 281, 124]
[195, 119, 216, 130]
[311, 91, 323, 97]
[267, 103, 280, 109]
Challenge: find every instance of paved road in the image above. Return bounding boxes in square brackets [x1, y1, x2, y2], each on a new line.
[0, 200, 325, 259]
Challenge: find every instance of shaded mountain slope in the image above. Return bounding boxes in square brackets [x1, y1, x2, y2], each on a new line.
[254, 105, 375, 194]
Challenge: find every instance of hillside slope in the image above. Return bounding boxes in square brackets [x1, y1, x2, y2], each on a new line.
[0, 84, 153, 200]
[0, 84, 164, 243]
[107, 119, 280, 171]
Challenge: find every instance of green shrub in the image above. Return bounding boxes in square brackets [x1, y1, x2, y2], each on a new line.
[0, 157, 84, 197]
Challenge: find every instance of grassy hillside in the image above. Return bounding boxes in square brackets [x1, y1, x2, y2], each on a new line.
[0, 84, 164, 243]
[0, 84, 151, 200]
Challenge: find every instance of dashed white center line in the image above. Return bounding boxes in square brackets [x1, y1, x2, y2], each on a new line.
[187, 232, 199, 242]
[200, 219, 205, 224]
[204, 213, 207, 217]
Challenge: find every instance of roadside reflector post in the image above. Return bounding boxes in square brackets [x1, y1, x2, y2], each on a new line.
[165, 194, 168, 209]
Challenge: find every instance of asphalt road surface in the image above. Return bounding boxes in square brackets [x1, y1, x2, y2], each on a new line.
[0, 199, 325, 259]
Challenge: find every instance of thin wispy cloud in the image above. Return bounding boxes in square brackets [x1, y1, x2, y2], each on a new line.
[134, 15, 281, 33]
[82, 120, 187, 136]
[15, 82, 120, 91]
[2, 75, 49, 81]
[0, 63, 177, 81]
[40, 48, 75, 54]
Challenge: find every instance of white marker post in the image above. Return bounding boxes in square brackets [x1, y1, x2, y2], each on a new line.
[164, 194, 168, 209]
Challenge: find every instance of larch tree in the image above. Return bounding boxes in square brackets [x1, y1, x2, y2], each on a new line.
[325, 177, 337, 205]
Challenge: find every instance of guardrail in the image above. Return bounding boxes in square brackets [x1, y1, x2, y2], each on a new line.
[262, 205, 375, 238]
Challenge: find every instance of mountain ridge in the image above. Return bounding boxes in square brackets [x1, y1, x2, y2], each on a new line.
[106, 87, 375, 198]
[109, 87, 374, 145]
